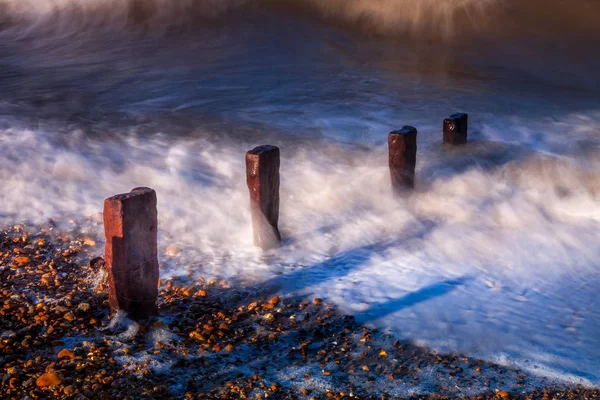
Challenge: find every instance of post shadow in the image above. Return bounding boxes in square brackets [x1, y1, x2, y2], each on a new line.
[356, 276, 473, 324]
[249, 220, 438, 296]
[419, 141, 533, 182]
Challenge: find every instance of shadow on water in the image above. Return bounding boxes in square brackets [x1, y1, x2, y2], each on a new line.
[418, 140, 533, 182]
[252, 219, 438, 296]
[356, 276, 472, 325]
[280, 221, 343, 247]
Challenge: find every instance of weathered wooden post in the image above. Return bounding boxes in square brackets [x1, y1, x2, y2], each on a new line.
[443, 113, 468, 145]
[103, 187, 159, 320]
[245, 145, 281, 250]
[388, 126, 417, 191]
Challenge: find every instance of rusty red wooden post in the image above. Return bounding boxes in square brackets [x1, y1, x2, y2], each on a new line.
[388, 126, 417, 191]
[246, 145, 281, 250]
[103, 187, 159, 320]
[443, 113, 468, 145]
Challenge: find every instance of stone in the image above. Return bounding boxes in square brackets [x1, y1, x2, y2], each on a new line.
[245, 145, 281, 250]
[151, 320, 167, 329]
[443, 112, 468, 145]
[268, 296, 280, 306]
[36, 372, 62, 387]
[103, 187, 159, 320]
[388, 126, 417, 191]
[62, 250, 74, 258]
[89, 257, 105, 271]
[263, 313, 274, 323]
[63, 312, 76, 321]
[165, 247, 180, 256]
[58, 349, 75, 359]
[14, 256, 31, 265]
[82, 238, 96, 246]
[189, 331, 205, 341]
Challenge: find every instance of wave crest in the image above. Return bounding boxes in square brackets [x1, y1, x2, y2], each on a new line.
[300, 0, 496, 39]
[0, 0, 599, 41]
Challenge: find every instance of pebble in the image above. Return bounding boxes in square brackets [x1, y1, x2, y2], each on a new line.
[165, 247, 180, 256]
[58, 349, 76, 359]
[268, 296, 280, 306]
[189, 331, 204, 341]
[263, 313, 274, 323]
[64, 312, 76, 321]
[14, 256, 31, 265]
[36, 372, 62, 387]
[82, 238, 96, 246]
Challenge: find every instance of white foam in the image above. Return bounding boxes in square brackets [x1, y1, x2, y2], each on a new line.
[104, 310, 139, 341]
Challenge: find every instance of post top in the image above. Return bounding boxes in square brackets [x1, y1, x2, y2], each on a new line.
[389, 126, 417, 136]
[447, 112, 468, 120]
[247, 145, 279, 156]
[105, 187, 156, 202]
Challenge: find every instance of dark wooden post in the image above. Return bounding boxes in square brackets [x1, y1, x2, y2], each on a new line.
[246, 145, 281, 250]
[443, 113, 468, 145]
[103, 187, 159, 320]
[388, 126, 417, 191]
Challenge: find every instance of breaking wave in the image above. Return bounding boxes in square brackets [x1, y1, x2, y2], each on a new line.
[0, 0, 599, 41]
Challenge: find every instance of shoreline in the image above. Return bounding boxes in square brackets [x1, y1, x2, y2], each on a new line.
[1, 221, 599, 399]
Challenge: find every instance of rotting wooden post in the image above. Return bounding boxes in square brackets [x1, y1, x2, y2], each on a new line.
[388, 126, 417, 192]
[103, 187, 159, 320]
[443, 113, 468, 145]
[246, 145, 281, 250]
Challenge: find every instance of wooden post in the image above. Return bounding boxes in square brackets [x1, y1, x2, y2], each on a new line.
[388, 126, 417, 191]
[103, 187, 159, 320]
[443, 113, 468, 145]
[246, 145, 281, 250]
